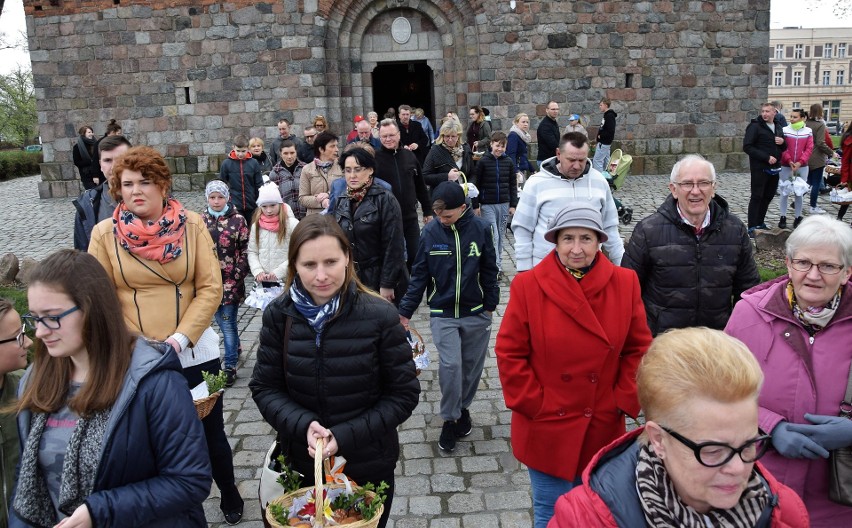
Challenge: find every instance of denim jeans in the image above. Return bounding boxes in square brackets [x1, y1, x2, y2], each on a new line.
[592, 143, 611, 173]
[807, 166, 825, 208]
[479, 203, 509, 269]
[215, 304, 240, 370]
[528, 468, 582, 528]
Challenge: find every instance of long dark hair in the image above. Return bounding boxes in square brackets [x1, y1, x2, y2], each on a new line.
[17, 250, 134, 417]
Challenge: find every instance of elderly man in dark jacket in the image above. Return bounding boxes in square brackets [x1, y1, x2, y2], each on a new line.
[743, 102, 787, 233]
[622, 155, 760, 336]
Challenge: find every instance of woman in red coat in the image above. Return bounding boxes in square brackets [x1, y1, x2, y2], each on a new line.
[496, 202, 652, 528]
[548, 328, 809, 528]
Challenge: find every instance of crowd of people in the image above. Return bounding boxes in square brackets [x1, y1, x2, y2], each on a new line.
[0, 100, 849, 527]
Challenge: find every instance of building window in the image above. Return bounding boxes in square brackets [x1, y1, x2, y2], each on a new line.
[824, 71, 832, 85]
[775, 44, 784, 59]
[825, 43, 833, 58]
[838, 70, 845, 85]
[823, 100, 841, 121]
[840, 43, 847, 57]
[792, 101, 801, 109]
[793, 71, 802, 85]
[774, 71, 783, 86]
[794, 44, 803, 59]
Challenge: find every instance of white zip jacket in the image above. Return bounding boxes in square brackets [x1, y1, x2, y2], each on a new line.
[247, 204, 299, 281]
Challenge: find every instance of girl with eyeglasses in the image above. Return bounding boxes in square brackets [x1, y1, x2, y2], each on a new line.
[10, 250, 211, 527]
[550, 328, 809, 527]
[0, 298, 29, 527]
[726, 215, 852, 526]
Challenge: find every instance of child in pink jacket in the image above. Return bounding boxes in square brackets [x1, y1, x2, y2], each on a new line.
[778, 108, 813, 229]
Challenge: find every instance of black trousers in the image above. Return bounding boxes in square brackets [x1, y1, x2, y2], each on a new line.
[402, 218, 421, 271]
[182, 358, 243, 510]
[747, 168, 779, 228]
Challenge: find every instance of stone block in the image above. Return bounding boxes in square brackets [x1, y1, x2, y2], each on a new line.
[755, 228, 790, 252]
[190, 173, 207, 190]
[37, 181, 52, 199]
[172, 175, 191, 192]
[0, 253, 20, 282]
[16, 257, 39, 284]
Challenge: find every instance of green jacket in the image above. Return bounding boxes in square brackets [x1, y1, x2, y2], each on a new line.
[0, 370, 22, 528]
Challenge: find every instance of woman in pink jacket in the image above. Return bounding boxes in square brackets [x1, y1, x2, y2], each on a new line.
[726, 215, 852, 527]
[778, 108, 813, 229]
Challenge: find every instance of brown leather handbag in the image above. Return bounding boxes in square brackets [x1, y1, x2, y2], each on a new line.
[828, 360, 852, 506]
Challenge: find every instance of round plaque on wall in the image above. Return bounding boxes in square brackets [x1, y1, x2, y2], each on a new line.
[391, 17, 412, 44]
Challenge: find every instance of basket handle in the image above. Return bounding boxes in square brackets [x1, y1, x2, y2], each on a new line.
[314, 437, 325, 527]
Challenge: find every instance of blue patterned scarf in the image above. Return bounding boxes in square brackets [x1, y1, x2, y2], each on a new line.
[289, 278, 341, 343]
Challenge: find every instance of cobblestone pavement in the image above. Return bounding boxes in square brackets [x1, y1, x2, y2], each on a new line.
[0, 172, 839, 527]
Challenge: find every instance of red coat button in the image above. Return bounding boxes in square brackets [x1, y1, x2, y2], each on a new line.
[557, 408, 566, 416]
[583, 408, 593, 417]
[588, 374, 598, 383]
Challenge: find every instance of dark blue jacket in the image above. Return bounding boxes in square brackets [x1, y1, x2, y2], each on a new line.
[506, 131, 531, 172]
[219, 151, 264, 217]
[13, 341, 211, 527]
[72, 183, 118, 251]
[398, 206, 499, 319]
[472, 152, 518, 208]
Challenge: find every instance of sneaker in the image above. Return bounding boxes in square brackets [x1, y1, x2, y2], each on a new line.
[793, 216, 804, 228]
[224, 368, 237, 387]
[778, 216, 787, 229]
[757, 223, 769, 230]
[221, 492, 244, 525]
[439, 421, 457, 452]
[455, 408, 472, 437]
[747, 228, 756, 239]
[811, 206, 827, 215]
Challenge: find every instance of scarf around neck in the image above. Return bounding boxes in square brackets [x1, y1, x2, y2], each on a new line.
[258, 213, 281, 233]
[289, 277, 341, 340]
[113, 197, 187, 264]
[510, 124, 532, 144]
[346, 178, 373, 204]
[442, 142, 464, 163]
[207, 206, 227, 218]
[787, 280, 842, 332]
[14, 405, 111, 526]
[635, 443, 769, 528]
[790, 120, 806, 131]
[76, 135, 97, 164]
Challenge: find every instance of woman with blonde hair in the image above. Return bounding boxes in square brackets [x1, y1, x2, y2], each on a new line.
[249, 136, 272, 174]
[507, 112, 532, 179]
[549, 327, 809, 527]
[422, 120, 473, 189]
[312, 114, 328, 133]
[250, 214, 420, 528]
[367, 111, 380, 138]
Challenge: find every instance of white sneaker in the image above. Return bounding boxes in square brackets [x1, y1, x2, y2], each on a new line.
[810, 206, 827, 215]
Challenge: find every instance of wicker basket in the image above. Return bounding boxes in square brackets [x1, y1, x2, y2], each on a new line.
[266, 438, 383, 528]
[193, 389, 223, 420]
[410, 327, 427, 376]
[831, 184, 852, 206]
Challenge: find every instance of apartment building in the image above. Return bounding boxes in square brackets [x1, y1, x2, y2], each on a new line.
[769, 27, 852, 127]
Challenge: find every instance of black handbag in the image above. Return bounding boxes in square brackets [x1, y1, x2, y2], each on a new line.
[828, 360, 852, 506]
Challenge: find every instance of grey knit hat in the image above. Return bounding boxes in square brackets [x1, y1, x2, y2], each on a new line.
[543, 202, 608, 243]
[205, 179, 229, 200]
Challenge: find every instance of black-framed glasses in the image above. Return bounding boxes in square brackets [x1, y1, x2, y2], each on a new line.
[0, 325, 26, 348]
[789, 259, 844, 275]
[673, 180, 715, 191]
[22, 306, 80, 331]
[662, 426, 771, 468]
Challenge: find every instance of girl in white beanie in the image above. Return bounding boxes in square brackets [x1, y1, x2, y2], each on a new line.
[247, 183, 300, 288]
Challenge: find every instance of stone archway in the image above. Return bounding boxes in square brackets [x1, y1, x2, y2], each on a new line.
[324, 0, 480, 129]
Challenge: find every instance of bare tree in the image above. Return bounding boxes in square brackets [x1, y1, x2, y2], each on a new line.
[0, 66, 36, 146]
[802, 0, 852, 18]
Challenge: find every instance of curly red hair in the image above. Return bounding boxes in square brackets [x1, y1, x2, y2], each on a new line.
[109, 146, 171, 202]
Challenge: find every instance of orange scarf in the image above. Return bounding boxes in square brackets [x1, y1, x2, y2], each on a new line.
[113, 197, 187, 264]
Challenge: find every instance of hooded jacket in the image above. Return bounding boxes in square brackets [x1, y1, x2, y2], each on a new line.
[725, 276, 852, 527]
[622, 194, 759, 336]
[471, 151, 518, 208]
[72, 182, 118, 251]
[512, 157, 624, 270]
[398, 205, 499, 319]
[743, 115, 786, 170]
[13, 340, 211, 527]
[596, 109, 617, 146]
[780, 123, 814, 168]
[247, 204, 299, 281]
[496, 251, 651, 481]
[250, 283, 420, 484]
[219, 151, 264, 216]
[201, 203, 250, 306]
[548, 428, 810, 528]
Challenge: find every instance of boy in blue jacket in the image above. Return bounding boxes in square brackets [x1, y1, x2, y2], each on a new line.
[398, 181, 499, 453]
[219, 135, 264, 222]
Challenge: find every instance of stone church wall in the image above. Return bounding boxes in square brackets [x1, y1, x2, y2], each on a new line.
[23, 0, 770, 196]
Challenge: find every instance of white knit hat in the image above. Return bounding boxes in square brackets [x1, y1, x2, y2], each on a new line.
[256, 183, 283, 206]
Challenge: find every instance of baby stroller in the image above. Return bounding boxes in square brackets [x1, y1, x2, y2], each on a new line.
[603, 149, 633, 224]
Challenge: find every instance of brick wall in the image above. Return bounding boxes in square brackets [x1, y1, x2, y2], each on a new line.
[25, 0, 769, 197]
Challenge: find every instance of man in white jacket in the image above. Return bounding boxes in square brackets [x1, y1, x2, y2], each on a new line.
[512, 132, 623, 271]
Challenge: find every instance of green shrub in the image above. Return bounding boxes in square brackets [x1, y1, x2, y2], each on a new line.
[0, 284, 27, 315]
[0, 151, 42, 180]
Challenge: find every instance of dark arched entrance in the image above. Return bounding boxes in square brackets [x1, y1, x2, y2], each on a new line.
[372, 61, 434, 122]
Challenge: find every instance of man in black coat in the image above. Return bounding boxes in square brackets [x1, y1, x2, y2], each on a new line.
[536, 101, 561, 167]
[743, 102, 786, 233]
[622, 155, 760, 336]
[397, 104, 431, 167]
[375, 119, 433, 270]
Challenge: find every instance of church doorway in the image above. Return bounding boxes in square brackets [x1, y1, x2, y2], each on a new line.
[371, 61, 434, 124]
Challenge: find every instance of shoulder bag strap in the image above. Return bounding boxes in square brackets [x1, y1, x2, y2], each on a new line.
[841, 359, 852, 418]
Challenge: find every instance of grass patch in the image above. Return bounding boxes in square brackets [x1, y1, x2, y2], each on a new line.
[758, 266, 786, 283]
[0, 283, 27, 314]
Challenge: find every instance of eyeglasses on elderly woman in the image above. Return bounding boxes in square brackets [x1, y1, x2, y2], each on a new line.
[661, 426, 771, 468]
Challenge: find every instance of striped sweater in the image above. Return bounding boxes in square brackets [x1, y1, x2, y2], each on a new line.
[780, 124, 814, 168]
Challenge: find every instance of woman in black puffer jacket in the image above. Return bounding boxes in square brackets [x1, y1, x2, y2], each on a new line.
[333, 148, 408, 304]
[250, 214, 420, 528]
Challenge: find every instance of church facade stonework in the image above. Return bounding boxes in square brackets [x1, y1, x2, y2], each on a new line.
[24, 0, 771, 196]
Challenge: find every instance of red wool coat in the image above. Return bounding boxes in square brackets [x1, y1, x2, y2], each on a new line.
[496, 250, 652, 480]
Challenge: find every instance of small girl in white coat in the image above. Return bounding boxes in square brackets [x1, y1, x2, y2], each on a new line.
[248, 183, 299, 287]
